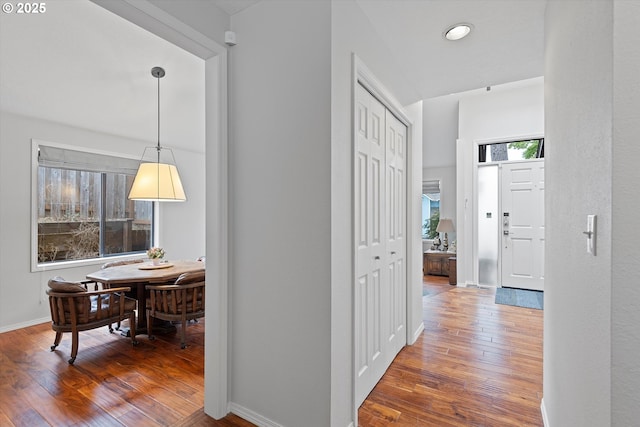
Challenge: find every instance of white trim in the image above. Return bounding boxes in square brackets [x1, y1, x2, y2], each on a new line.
[0, 318, 50, 334]
[541, 398, 550, 427]
[89, 0, 229, 419]
[355, 58, 411, 127]
[352, 53, 420, 425]
[204, 53, 229, 419]
[228, 402, 283, 427]
[412, 322, 425, 344]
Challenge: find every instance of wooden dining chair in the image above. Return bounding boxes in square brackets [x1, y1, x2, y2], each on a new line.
[146, 270, 205, 349]
[46, 276, 138, 364]
[77, 259, 144, 332]
[101, 258, 144, 270]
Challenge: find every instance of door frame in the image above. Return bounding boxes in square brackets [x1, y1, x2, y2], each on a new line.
[472, 135, 544, 288]
[352, 54, 421, 421]
[91, 0, 229, 418]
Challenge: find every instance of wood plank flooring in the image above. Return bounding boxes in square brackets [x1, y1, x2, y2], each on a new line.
[0, 276, 542, 426]
[359, 276, 544, 426]
[0, 318, 253, 427]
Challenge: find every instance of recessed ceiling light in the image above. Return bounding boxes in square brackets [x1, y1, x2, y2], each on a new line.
[444, 23, 472, 41]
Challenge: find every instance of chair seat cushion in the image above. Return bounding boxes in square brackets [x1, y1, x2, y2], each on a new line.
[91, 294, 137, 313]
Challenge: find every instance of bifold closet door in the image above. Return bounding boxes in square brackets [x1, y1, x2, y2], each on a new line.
[355, 83, 407, 407]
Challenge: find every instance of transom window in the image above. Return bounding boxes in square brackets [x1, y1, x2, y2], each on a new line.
[33, 141, 153, 268]
[479, 138, 544, 163]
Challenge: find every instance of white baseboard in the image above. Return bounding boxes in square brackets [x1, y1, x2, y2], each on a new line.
[0, 317, 49, 334]
[457, 281, 476, 288]
[228, 402, 282, 427]
[229, 402, 355, 427]
[411, 322, 425, 344]
[541, 398, 549, 427]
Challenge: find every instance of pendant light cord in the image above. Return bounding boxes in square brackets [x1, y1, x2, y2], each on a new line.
[157, 72, 161, 164]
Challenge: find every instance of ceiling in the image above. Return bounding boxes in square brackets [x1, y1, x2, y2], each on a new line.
[0, 0, 205, 152]
[0, 0, 545, 162]
[355, 0, 546, 102]
[209, 0, 260, 16]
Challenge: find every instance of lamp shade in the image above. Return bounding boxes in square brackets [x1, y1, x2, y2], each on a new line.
[436, 218, 455, 233]
[128, 162, 186, 202]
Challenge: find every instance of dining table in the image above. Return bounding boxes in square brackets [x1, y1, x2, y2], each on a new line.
[86, 259, 205, 334]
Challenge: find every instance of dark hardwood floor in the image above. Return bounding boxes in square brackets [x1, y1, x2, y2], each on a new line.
[0, 276, 542, 426]
[0, 318, 252, 427]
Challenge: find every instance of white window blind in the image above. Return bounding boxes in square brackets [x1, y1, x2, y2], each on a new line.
[38, 145, 139, 175]
[422, 180, 440, 200]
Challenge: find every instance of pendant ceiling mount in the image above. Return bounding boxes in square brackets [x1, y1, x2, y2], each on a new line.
[151, 66, 165, 79]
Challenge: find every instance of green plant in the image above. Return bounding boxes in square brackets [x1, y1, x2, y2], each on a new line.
[508, 140, 540, 159]
[423, 210, 440, 239]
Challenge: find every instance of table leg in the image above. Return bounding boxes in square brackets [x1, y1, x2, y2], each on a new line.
[119, 281, 175, 337]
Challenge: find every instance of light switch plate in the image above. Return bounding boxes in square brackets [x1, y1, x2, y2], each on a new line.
[587, 214, 597, 255]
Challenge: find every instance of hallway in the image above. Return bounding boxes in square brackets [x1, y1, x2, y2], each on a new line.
[358, 276, 543, 426]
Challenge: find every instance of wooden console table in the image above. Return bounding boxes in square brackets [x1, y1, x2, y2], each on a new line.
[423, 251, 452, 276]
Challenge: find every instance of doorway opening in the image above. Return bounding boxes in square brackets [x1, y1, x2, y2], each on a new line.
[476, 139, 545, 291]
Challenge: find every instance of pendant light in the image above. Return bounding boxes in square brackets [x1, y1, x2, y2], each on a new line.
[128, 66, 186, 202]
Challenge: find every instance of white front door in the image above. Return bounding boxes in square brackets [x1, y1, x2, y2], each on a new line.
[501, 160, 544, 291]
[355, 84, 407, 407]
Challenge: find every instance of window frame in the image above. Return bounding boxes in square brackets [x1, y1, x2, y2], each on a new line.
[478, 138, 545, 163]
[421, 179, 441, 240]
[31, 139, 155, 272]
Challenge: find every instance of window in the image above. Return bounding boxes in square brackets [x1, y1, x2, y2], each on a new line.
[422, 180, 440, 239]
[478, 138, 544, 163]
[33, 141, 153, 267]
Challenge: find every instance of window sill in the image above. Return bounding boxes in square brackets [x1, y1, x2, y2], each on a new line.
[33, 254, 146, 273]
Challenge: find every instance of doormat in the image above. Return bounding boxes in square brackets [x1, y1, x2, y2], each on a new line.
[495, 287, 543, 310]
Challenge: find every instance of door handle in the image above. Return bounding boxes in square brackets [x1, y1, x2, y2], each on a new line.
[374, 256, 380, 260]
[391, 251, 396, 255]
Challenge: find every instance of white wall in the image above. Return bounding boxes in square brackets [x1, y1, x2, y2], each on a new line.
[544, 1, 640, 425]
[406, 101, 425, 343]
[456, 78, 544, 286]
[228, 2, 331, 425]
[423, 95, 458, 169]
[331, 1, 423, 425]
[0, 111, 205, 331]
[227, 1, 423, 425]
[612, 2, 640, 423]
